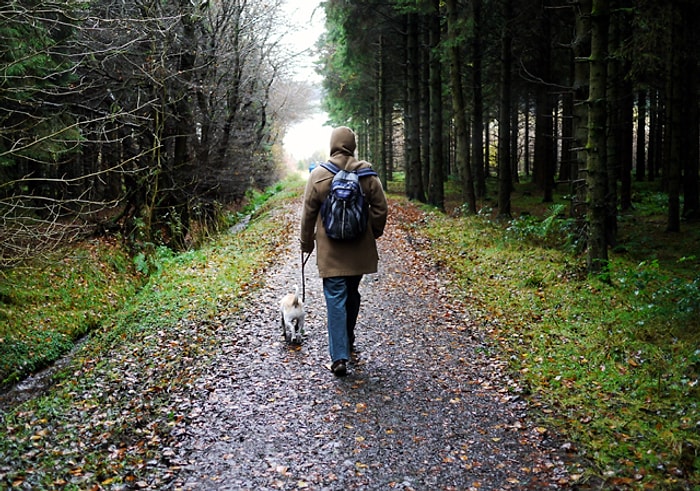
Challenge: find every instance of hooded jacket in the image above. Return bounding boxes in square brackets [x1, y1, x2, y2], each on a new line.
[300, 126, 388, 278]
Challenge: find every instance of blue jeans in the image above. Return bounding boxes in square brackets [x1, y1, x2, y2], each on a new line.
[323, 276, 362, 363]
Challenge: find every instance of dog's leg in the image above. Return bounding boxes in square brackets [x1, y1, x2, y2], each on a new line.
[294, 317, 301, 344]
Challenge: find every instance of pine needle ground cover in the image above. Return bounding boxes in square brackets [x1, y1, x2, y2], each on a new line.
[419, 189, 700, 488]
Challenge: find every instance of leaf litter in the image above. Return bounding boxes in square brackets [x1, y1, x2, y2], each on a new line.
[167, 197, 582, 490]
[0, 196, 585, 490]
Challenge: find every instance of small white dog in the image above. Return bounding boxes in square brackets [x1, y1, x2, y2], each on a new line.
[280, 285, 305, 344]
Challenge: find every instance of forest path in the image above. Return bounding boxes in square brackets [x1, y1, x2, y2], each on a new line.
[164, 197, 575, 490]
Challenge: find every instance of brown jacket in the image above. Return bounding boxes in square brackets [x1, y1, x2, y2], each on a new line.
[300, 127, 388, 278]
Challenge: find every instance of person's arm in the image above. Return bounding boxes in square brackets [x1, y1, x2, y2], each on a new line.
[300, 175, 320, 253]
[368, 177, 388, 239]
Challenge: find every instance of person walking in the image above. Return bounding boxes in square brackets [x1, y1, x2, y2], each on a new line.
[300, 126, 388, 376]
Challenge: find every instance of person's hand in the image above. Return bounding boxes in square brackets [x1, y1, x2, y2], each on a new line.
[300, 240, 314, 254]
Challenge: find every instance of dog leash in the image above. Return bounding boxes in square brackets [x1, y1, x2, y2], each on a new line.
[301, 251, 311, 302]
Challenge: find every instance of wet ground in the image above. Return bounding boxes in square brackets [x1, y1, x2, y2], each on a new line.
[160, 199, 578, 490]
[0, 197, 583, 490]
[0, 340, 86, 409]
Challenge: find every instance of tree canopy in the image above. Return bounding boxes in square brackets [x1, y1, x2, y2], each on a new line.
[0, 0, 315, 264]
[3, 0, 699, 277]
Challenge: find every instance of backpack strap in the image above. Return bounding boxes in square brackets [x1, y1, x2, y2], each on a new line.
[320, 161, 378, 178]
[320, 162, 340, 175]
[356, 168, 378, 178]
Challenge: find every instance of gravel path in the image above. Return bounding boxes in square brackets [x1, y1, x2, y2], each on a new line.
[166, 198, 575, 490]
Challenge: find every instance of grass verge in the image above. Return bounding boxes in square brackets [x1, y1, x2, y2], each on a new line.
[0, 238, 142, 388]
[0, 178, 303, 489]
[414, 185, 700, 489]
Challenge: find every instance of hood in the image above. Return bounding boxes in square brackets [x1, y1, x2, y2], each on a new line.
[329, 126, 357, 156]
[329, 126, 359, 170]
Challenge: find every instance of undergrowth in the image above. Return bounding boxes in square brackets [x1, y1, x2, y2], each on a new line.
[0, 178, 301, 489]
[0, 180, 296, 389]
[419, 188, 700, 489]
[0, 239, 141, 388]
[82, 179, 299, 350]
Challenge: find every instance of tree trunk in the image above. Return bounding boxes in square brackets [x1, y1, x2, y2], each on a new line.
[471, 0, 486, 198]
[427, 0, 444, 210]
[525, 100, 531, 176]
[619, 82, 633, 212]
[534, 88, 555, 202]
[404, 13, 424, 201]
[377, 34, 388, 187]
[666, 2, 682, 232]
[635, 89, 647, 182]
[648, 89, 661, 181]
[604, 9, 620, 243]
[446, 0, 476, 213]
[586, 0, 610, 275]
[682, 1, 700, 221]
[420, 22, 431, 198]
[387, 107, 395, 181]
[484, 117, 491, 178]
[572, 0, 591, 219]
[559, 86, 573, 183]
[511, 98, 520, 184]
[533, 1, 554, 203]
[497, 0, 513, 219]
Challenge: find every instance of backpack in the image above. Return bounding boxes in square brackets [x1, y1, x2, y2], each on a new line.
[319, 162, 378, 241]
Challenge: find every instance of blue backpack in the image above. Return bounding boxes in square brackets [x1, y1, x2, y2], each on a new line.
[319, 162, 378, 240]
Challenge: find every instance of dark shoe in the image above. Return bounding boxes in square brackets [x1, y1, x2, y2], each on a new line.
[331, 359, 347, 377]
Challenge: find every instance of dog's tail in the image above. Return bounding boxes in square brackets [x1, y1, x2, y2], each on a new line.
[293, 285, 301, 307]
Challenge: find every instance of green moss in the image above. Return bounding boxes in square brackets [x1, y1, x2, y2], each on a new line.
[417, 188, 700, 487]
[0, 240, 141, 387]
